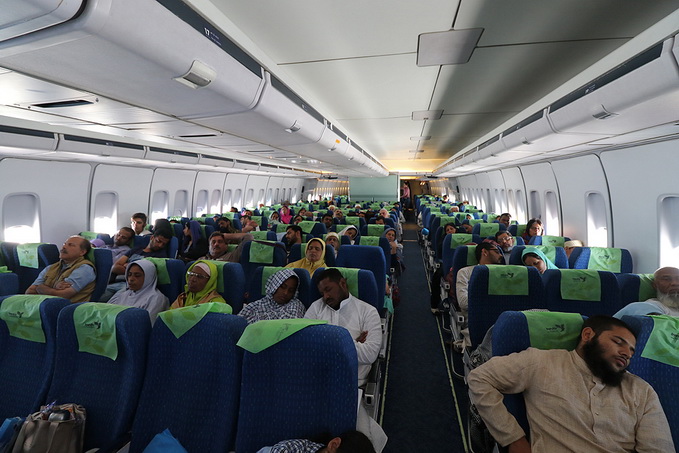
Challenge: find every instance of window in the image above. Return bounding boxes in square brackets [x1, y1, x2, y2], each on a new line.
[266, 188, 272, 205]
[92, 191, 118, 234]
[275, 188, 280, 203]
[195, 189, 208, 217]
[586, 192, 608, 247]
[659, 196, 679, 267]
[544, 191, 560, 236]
[223, 189, 232, 211]
[515, 189, 527, 224]
[529, 190, 541, 220]
[233, 189, 242, 209]
[210, 190, 221, 214]
[173, 190, 188, 217]
[150, 191, 169, 223]
[3, 193, 40, 242]
[245, 188, 254, 208]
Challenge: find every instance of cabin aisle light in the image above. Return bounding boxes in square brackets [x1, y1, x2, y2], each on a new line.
[417, 28, 484, 66]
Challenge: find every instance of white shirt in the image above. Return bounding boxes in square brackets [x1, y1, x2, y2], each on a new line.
[305, 294, 382, 386]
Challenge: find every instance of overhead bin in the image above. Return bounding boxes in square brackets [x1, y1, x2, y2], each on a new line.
[194, 72, 326, 148]
[548, 37, 679, 136]
[0, 0, 84, 43]
[145, 147, 199, 165]
[57, 134, 145, 159]
[0, 0, 265, 120]
[0, 124, 56, 152]
[475, 135, 505, 160]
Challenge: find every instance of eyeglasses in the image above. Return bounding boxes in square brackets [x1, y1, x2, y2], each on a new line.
[187, 271, 209, 280]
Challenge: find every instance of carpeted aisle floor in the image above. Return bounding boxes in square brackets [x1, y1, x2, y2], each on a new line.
[380, 218, 469, 452]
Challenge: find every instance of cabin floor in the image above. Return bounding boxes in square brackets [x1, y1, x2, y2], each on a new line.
[379, 219, 469, 452]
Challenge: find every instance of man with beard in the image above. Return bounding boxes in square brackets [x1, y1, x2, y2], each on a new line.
[468, 316, 673, 452]
[494, 230, 515, 264]
[614, 267, 679, 318]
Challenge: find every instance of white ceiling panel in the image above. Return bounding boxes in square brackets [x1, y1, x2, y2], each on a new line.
[211, 0, 460, 63]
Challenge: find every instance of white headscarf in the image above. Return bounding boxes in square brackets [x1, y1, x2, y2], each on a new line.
[109, 259, 169, 323]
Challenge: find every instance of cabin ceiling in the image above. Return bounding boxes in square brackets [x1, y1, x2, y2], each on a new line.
[202, 0, 679, 173]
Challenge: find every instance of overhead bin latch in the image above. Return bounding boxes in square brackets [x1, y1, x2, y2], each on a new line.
[592, 105, 619, 120]
[285, 121, 301, 133]
[173, 60, 216, 89]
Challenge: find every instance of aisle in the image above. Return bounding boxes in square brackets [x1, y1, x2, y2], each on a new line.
[380, 219, 469, 452]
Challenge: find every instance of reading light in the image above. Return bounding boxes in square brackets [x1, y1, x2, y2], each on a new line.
[417, 28, 484, 66]
[412, 110, 443, 121]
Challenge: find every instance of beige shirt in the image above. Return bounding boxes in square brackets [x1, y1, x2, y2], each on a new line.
[468, 348, 674, 452]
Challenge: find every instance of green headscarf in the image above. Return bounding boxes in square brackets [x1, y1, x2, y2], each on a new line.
[522, 247, 558, 270]
[184, 260, 221, 306]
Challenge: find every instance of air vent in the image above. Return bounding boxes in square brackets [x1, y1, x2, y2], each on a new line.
[178, 134, 219, 138]
[32, 99, 94, 109]
[246, 149, 275, 153]
[148, 147, 198, 158]
[478, 135, 500, 150]
[0, 125, 54, 139]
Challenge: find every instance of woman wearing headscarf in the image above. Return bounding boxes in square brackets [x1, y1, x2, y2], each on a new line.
[285, 237, 326, 275]
[268, 211, 281, 229]
[109, 259, 169, 323]
[238, 268, 305, 324]
[178, 220, 208, 263]
[339, 225, 359, 245]
[170, 260, 230, 309]
[521, 246, 558, 274]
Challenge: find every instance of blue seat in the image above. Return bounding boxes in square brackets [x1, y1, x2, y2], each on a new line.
[354, 236, 390, 271]
[250, 230, 277, 241]
[528, 235, 570, 246]
[247, 266, 312, 308]
[287, 242, 336, 267]
[235, 324, 358, 453]
[309, 267, 380, 310]
[90, 248, 114, 302]
[508, 245, 569, 268]
[467, 265, 546, 350]
[0, 242, 18, 273]
[0, 296, 70, 419]
[568, 247, 633, 273]
[616, 273, 655, 306]
[360, 224, 388, 238]
[0, 272, 19, 296]
[441, 234, 482, 275]
[187, 260, 246, 314]
[239, 241, 288, 289]
[492, 310, 587, 448]
[542, 269, 622, 316]
[622, 315, 679, 449]
[133, 235, 151, 249]
[148, 258, 186, 304]
[172, 222, 184, 241]
[130, 313, 247, 453]
[47, 303, 151, 451]
[14, 243, 60, 293]
[471, 222, 506, 236]
[336, 245, 386, 310]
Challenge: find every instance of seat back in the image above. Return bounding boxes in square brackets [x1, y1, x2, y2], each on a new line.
[90, 248, 113, 302]
[336, 245, 386, 310]
[568, 247, 633, 273]
[467, 265, 546, 349]
[542, 269, 622, 316]
[442, 234, 480, 273]
[15, 243, 60, 293]
[355, 236, 390, 270]
[472, 222, 506, 236]
[248, 266, 312, 308]
[130, 313, 247, 453]
[148, 258, 186, 303]
[250, 230, 277, 241]
[47, 303, 151, 451]
[360, 224, 388, 237]
[508, 245, 569, 268]
[0, 272, 19, 296]
[213, 261, 246, 313]
[310, 267, 380, 310]
[528, 235, 570, 246]
[492, 310, 586, 445]
[616, 273, 655, 306]
[235, 324, 358, 453]
[0, 296, 70, 419]
[623, 315, 679, 449]
[0, 242, 18, 272]
[239, 241, 288, 288]
[133, 235, 151, 249]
